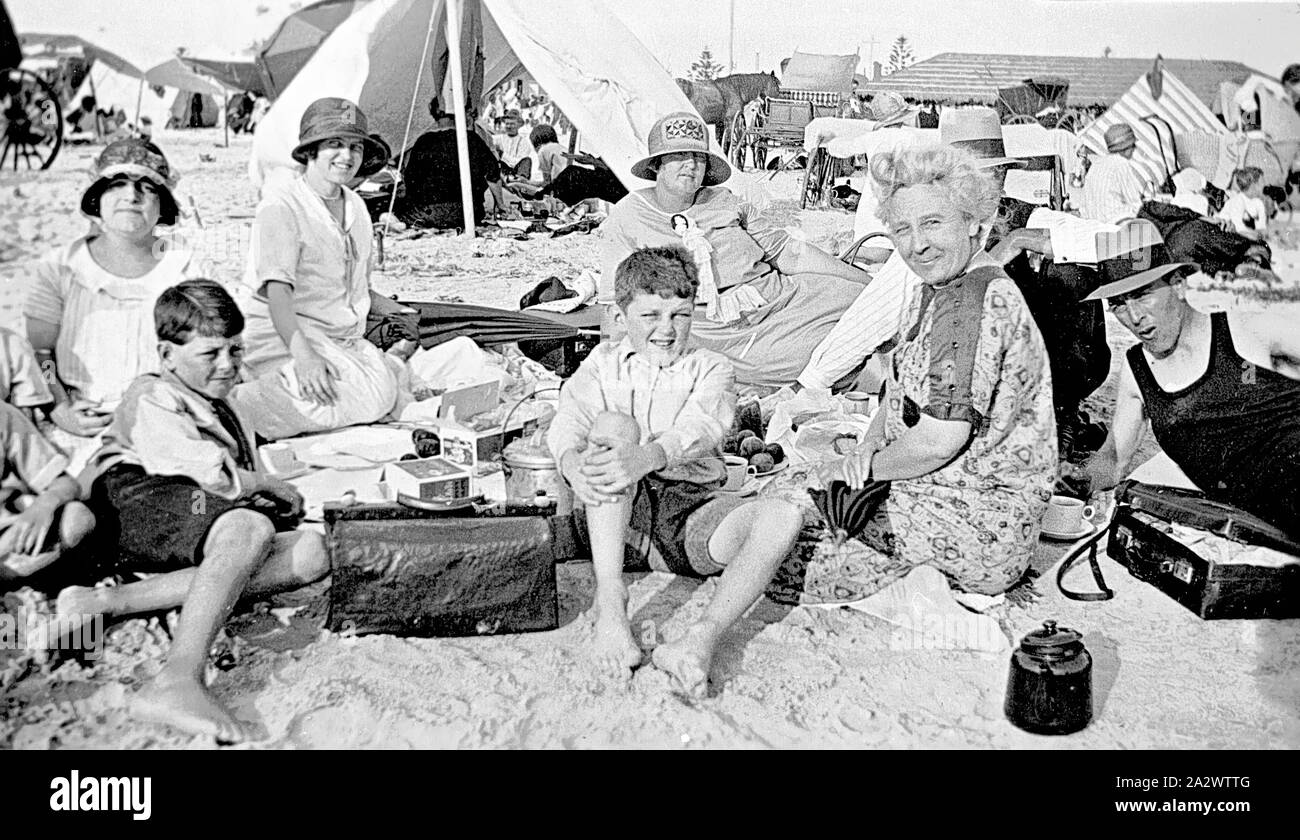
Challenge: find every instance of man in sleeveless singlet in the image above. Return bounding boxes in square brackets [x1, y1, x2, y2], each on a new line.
[1067, 220, 1300, 537]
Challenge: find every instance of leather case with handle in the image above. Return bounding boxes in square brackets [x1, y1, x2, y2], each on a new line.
[1104, 481, 1300, 620]
[325, 501, 559, 637]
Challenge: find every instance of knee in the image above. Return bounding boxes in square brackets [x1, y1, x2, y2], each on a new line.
[295, 531, 331, 583]
[206, 509, 276, 561]
[59, 501, 97, 548]
[590, 411, 641, 444]
[754, 500, 804, 543]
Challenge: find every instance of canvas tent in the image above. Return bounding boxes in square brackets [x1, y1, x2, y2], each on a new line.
[1078, 66, 1234, 189]
[257, 0, 372, 99]
[250, 0, 700, 202]
[70, 59, 231, 131]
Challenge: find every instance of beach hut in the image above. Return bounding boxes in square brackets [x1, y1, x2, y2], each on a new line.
[1077, 64, 1234, 189]
[249, 0, 700, 235]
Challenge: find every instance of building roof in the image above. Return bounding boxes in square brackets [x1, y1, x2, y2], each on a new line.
[867, 52, 1267, 108]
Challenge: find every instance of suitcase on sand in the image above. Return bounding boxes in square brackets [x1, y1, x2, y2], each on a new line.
[325, 501, 559, 637]
[1106, 481, 1300, 620]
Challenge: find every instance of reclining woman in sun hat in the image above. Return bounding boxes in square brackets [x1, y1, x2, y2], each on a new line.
[598, 112, 870, 390]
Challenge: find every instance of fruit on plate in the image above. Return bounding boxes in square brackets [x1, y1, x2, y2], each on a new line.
[764, 443, 785, 463]
[748, 452, 775, 473]
[737, 428, 758, 441]
[738, 437, 766, 458]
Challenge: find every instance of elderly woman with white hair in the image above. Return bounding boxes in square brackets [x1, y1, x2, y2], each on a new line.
[804, 143, 1058, 603]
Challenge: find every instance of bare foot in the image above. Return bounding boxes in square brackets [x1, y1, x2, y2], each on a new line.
[587, 605, 642, 680]
[55, 584, 106, 616]
[133, 675, 250, 744]
[651, 622, 722, 699]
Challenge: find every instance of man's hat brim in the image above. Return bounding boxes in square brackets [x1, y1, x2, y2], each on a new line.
[630, 149, 732, 186]
[975, 156, 1027, 170]
[1083, 262, 1197, 301]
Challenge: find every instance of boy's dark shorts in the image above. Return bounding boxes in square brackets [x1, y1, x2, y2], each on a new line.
[90, 464, 294, 573]
[625, 475, 747, 577]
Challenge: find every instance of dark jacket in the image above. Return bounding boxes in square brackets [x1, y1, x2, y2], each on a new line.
[1139, 201, 1261, 275]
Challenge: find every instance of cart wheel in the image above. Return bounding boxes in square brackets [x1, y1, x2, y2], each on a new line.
[0, 68, 63, 171]
[728, 110, 746, 169]
[1054, 109, 1088, 135]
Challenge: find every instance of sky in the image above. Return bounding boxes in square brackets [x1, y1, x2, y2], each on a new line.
[9, 0, 1300, 78]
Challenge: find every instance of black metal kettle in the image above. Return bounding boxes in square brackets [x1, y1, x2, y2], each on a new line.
[1005, 620, 1093, 735]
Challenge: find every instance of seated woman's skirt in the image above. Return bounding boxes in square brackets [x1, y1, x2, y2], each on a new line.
[689, 270, 864, 390]
[231, 333, 400, 441]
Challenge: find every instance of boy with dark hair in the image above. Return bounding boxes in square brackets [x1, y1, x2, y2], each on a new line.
[548, 246, 802, 698]
[58, 279, 329, 743]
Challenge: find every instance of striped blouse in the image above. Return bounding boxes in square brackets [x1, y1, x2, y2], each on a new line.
[22, 237, 209, 409]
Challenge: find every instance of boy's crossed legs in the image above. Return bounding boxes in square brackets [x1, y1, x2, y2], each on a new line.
[581, 412, 801, 698]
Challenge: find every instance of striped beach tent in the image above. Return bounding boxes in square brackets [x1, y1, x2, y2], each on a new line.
[1078, 64, 1232, 190]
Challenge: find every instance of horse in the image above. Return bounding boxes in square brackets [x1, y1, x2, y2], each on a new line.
[675, 71, 780, 151]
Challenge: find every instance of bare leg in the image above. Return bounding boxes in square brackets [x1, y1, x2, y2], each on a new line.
[126, 510, 286, 743]
[652, 499, 801, 698]
[581, 411, 643, 679]
[57, 530, 328, 619]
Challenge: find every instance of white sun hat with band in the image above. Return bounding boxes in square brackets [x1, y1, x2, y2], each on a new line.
[629, 111, 732, 186]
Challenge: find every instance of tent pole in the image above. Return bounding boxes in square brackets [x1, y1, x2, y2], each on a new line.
[223, 89, 229, 147]
[446, 0, 477, 239]
[135, 77, 143, 128]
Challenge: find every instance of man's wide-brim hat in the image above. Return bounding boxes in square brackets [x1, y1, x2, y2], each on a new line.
[80, 137, 180, 226]
[291, 97, 391, 179]
[630, 112, 731, 186]
[939, 106, 1025, 169]
[1083, 219, 1198, 300]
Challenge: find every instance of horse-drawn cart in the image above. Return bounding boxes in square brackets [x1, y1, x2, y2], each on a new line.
[996, 76, 1089, 133]
[0, 2, 64, 171]
[729, 51, 858, 177]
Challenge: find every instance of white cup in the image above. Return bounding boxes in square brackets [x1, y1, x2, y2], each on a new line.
[261, 443, 299, 474]
[1042, 495, 1096, 534]
[843, 390, 875, 415]
[722, 455, 757, 491]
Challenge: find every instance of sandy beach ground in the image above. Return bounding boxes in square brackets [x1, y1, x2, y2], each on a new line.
[1, 129, 1297, 749]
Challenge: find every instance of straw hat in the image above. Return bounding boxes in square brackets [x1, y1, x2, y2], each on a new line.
[629, 112, 731, 186]
[1083, 220, 1197, 300]
[291, 97, 391, 179]
[939, 107, 1025, 169]
[865, 91, 918, 127]
[80, 138, 180, 226]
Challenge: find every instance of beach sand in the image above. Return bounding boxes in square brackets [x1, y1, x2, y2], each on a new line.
[1, 129, 1296, 749]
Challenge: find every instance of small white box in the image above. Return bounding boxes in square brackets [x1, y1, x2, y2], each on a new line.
[382, 458, 472, 503]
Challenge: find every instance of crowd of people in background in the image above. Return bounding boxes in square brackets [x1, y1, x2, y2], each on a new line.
[2, 50, 1299, 743]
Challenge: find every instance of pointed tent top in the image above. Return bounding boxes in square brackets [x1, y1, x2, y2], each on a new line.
[145, 56, 230, 97]
[19, 31, 146, 77]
